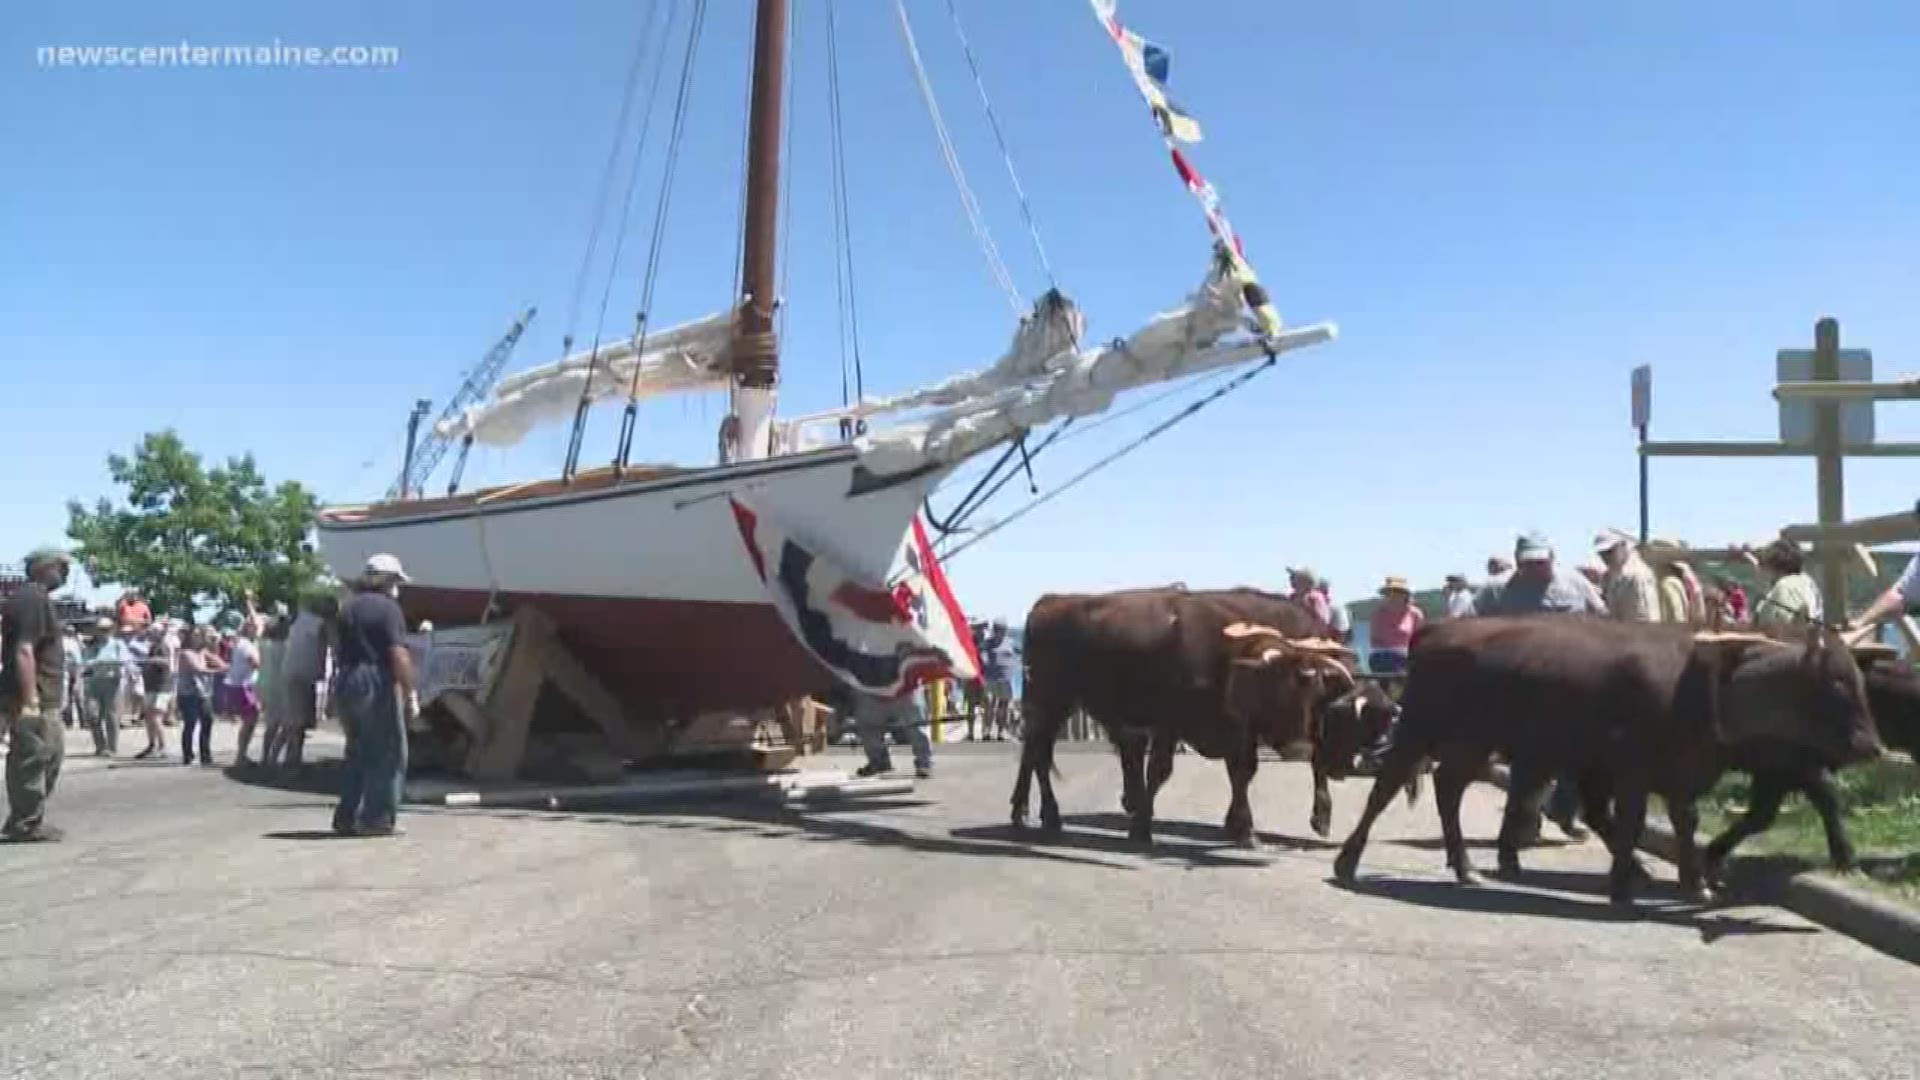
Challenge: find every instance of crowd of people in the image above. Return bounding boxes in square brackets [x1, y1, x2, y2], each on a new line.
[1, 545, 418, 844]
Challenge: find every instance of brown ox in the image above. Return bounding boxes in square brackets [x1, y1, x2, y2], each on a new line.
[1012, 587, 1356, 847]
[1333, 617, 1880, 906]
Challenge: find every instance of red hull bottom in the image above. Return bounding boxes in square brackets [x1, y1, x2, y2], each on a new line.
[402, 586, 836, 718]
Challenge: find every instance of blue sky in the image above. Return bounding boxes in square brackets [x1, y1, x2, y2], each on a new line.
[4, 0, 1917, 621]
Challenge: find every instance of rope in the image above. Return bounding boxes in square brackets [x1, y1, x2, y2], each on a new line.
[617, 0, 711, 468]
[891, 0, 1023, 316]
[563, 0, 678, 478]
[560, 0, 663, 348]
[825, 0, 866, 416]
[775, 0, 803, 342]
[934, 353, 1278, 566]
[940, 0, 1058, 293]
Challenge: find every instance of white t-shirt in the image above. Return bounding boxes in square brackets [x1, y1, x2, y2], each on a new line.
[1894, 556, 1920, 606]
[225, 638, 260, 688]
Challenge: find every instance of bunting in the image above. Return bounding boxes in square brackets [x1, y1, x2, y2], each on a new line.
[1089, 0, 1283, 341]
[730, 498, 981, 700]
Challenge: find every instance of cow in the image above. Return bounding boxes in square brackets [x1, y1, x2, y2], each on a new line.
[1011, 587, 1358, 847]
[1699, 651, 1920, 882]
[1331, 617, 1880, 906]
[1316, 679, 1401, 781]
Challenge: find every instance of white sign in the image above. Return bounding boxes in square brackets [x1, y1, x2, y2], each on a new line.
[407, 623, 515, 707]
[1778, 348, 1874, 448]
[1630, 364, 1651, 429]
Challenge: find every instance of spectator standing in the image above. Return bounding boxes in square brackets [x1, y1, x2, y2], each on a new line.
[274, 593, 336, 771]
[331, 555, 417, 837]
[61, 625, 83, 730]
[253, 616, 290, 769]
[852, 688, 933, 779]
[1471, 532, 1606, 841]
[1595, 530, 1660, 623]
[1755, 540, 1822, 628]
[175, 627, 225, 766]
[2, 547, 75, 842]
[227, 619, 265, 767]
[81, 617, 128, 757]
[1441, 574, 1477, 619]
[1485, 555, 1514, 587]
[133, 624, 174, 759]
[1846, 502, 1920, 632]
[1287, 566, 1333, 635]
[1368, 576, 1425, 675]
[1717, 576, 1750, 625]
[1320, 578, 1353, 646]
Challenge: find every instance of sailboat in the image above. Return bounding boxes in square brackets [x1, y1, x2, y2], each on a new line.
[316, 0, 1335, 721]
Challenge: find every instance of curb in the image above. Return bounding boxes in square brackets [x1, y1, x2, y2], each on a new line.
[1485, 765, 1920, 965]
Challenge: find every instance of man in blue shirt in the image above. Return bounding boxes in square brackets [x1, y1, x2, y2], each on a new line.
[1472, 532, 1607, 841]
[1845, 499, 1920, 635]
[1474, 532, 1608, 617]
[331, 554, 417, 837]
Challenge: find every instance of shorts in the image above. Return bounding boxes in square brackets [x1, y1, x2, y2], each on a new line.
[230, 685, 260, 722]
[146, 690, 175, 714]
[984, 674, 1013, 699]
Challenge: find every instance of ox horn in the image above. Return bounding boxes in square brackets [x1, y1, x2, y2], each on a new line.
[1224, 622, 1286, 641]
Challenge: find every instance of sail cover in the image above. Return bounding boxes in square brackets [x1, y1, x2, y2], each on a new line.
[435, 312, 733, 447]
[852, 262, 1335, 478]
[730, 498, 980, 699]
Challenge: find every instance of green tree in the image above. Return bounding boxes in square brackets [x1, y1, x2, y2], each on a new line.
[67, 430, 324, 620]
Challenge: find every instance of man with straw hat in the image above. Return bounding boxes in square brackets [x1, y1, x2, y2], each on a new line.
[3, 547, 75, 841]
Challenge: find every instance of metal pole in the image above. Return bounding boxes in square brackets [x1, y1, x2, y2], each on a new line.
[1812, 317, 1848, 615]
[1637, 423, 1650, 544]
[400, 398, 432, 500]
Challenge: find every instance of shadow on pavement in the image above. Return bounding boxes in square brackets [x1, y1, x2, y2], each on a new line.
[1061, 811, 1342, 852]
[1331, 871, 1821, 943]
[1391, 836, 1580, 852]
[223, 761, 345, 797]
[405, 798, 1132, 871]
[262, 829, 353, 841]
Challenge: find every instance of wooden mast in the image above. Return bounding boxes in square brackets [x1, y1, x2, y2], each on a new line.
[730, 0, 787, 460]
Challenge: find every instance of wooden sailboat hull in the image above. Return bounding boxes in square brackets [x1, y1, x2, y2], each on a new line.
[315, 446, 949, 715]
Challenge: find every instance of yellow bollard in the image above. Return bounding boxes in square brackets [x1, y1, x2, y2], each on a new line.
[930, 679, 946, 743]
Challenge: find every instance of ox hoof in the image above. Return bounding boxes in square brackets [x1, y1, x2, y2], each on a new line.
[1309, 810, 1332, 839]
[1333, 850, 1361, 884]
[1230, 832, 1262, 852]
[1452, 866, 1481, 886]
[1679, 882, 1714, 905]
[1495, 855, 1523, 881]
[1127, 830, 1155, 851]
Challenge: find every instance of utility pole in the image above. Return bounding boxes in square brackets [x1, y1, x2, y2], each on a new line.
[1810, 317, 1848, 619]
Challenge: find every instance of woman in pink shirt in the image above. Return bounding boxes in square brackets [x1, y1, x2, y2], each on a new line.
[1368, 576, 1425, 675]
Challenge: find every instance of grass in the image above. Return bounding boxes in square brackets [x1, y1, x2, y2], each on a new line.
[1695, 757, 1920, 906]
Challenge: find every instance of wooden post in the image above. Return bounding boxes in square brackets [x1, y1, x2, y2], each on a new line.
[1813, 318, 1848, 618]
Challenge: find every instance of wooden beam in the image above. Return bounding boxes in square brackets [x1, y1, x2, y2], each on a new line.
[1780, 508, 1920, 546]
[1641, 440, 1920, 458]
[1773, 379, 1920, 402]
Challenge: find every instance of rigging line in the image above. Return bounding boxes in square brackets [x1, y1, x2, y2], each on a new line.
[939, 0, 1058, 293]
[824, 0, 858, 412]
[564, 0, 680, 478]
[617, 0, 710, 467]
[891, 0, 1023, 316]
[933, 355, 1277, 566]
[728, 0, 758, 304]
[562, 0, 665, 345]
[826, 0, 866, 411]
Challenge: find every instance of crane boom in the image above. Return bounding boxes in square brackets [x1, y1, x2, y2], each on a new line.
[389, 306, 537, 501]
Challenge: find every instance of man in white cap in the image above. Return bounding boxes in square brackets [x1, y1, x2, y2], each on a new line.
[1474, 533, 1607, 617]
[330, 554, 417, 837]
[1594, 529, 1660, 624]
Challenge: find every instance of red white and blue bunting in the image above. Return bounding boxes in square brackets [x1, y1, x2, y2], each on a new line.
[1090, 0, 1284, 341]
[730, 498, 981, 700]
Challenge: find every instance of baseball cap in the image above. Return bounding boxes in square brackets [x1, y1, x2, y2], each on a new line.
[364, 553, 411, 582]
[23, 545, 71, 569]
[1592, 529, 1632, 554]
[1515, 532, 1554, 563]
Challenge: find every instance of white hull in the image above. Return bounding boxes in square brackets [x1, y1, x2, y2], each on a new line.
[316, 447, 944, 607]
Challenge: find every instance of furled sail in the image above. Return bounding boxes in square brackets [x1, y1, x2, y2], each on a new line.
[851, 260, 1334, 478]
[435, 312, 733, 448]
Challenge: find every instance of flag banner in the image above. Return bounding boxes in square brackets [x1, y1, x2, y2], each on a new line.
[1090, 0, 1283, 340]
[730, 498, 980, 699]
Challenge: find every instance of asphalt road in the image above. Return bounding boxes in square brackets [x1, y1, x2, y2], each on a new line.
[1, 736, 1913, 1080]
